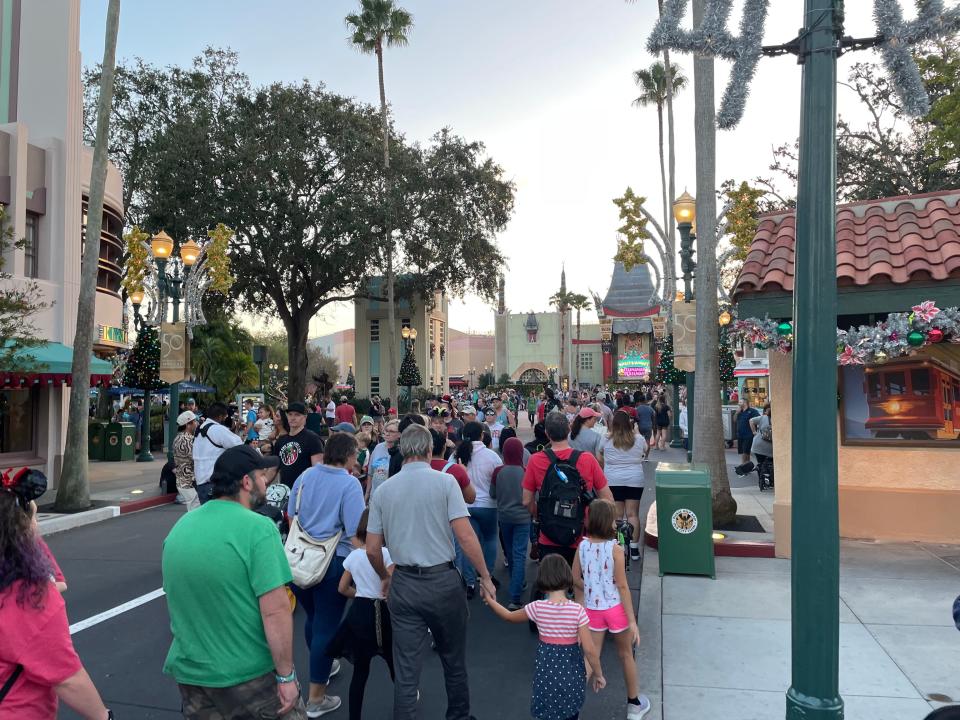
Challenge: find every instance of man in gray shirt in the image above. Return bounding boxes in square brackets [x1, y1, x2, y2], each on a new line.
[367, 424, 493, 720]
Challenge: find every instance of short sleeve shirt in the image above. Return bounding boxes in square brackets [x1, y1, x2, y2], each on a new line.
[343, 546, 393, 599]
[430, 458, 471, 491]
[245, 409, 258, 440]
[273, 429, 324, 488]
[524, 600, 588, 645]
[522, 448, 609, 548]
[162, 500, 292, 687]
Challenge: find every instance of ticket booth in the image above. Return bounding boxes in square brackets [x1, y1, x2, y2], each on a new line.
[734, 357, 769, 408]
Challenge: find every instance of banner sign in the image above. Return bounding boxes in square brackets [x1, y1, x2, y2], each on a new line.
[599, 318, 613, 342]
[160, 322, 190, 384]
[616, 334, 651, 380]
[98, 324, 128, 346]
[652, 315, 667, 340]
[673, 301, 697, 372]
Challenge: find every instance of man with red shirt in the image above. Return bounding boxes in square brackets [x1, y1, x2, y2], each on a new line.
[429, 429, 476, 504]
[521, 412, 613, 564]
[334, 397, 357, 428]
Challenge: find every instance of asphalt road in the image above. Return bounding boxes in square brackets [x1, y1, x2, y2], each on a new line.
[51, 501, 649, 720]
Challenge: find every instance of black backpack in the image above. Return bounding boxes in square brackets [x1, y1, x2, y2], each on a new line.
[537, 449, 591, 546]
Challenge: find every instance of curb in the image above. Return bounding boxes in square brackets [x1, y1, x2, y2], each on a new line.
[643, 528, 776, 558]
[38, 506, 120, 537]
[119, 493, 177, 514]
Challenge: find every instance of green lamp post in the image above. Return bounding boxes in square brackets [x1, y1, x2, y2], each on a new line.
[674, 191, 696, 462]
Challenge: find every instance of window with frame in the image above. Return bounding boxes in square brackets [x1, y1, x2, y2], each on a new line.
[24, 213, 39, 279]
[527, 330, 538, 343]
[0, 388, 36, 455]
[370, 320, 380, 342]
[370, 376, 380, 394]
[579, 354, 594, 370]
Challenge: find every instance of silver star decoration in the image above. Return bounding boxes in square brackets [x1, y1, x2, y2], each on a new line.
[648, 0, 770, 129]
[873, 0, 960, 117]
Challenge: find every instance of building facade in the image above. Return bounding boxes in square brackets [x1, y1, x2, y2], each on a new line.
[593, 262, 660, 384]
[353, 282, 449, 400]
[308, 328, 355, 384]
[0, 0, 126, 485]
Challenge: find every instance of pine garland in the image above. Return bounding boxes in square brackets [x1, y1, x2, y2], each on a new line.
[120, 226, 150, 296]
[730, 301, 960, 365]
[612, 187, 652, 272]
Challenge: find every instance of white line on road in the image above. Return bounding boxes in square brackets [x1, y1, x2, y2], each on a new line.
[69, 588, 166, 635]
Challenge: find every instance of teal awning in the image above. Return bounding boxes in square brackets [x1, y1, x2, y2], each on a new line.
[2, 342, 114, 387]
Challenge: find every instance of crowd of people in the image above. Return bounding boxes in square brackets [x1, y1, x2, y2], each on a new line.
[3, 381, 768, 720]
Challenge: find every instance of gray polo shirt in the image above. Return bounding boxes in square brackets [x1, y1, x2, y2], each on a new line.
[367, 461, 469, 567]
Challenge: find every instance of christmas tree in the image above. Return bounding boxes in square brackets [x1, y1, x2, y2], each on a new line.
[654, 335, 686, 384]
[124, 325, 166, 391]
[397, 347, 422, 387]
[719, 332, 736, 383]
[346, 365, 356, 389]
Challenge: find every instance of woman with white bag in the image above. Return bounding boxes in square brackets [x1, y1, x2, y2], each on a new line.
[288, 432, 365, 717]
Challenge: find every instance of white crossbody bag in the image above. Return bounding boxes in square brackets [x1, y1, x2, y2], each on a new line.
[284, 485, 342, 589]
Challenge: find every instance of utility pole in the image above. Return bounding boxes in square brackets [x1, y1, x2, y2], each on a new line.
[787, 2, 842, 718]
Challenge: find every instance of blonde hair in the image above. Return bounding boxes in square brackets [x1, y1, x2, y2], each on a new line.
[608, 410, 637, 451]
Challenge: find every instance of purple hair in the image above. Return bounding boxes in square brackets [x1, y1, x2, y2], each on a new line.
[0, 492, 52, 609]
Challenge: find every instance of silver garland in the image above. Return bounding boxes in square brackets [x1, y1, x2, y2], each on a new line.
[873, 0, 960, 117]
[647, 0, 770, 129]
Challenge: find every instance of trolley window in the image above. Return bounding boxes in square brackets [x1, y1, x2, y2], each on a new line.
[910, 369, 931, 396]
[868, 375, 882, 399]
[885, 372, 906, 396]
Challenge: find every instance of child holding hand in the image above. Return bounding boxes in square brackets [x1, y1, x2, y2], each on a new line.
[482, 554, 604, 720]
[573, 498, 650, 719]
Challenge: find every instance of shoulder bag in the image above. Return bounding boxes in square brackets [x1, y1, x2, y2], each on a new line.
[284, 485, 341, 588]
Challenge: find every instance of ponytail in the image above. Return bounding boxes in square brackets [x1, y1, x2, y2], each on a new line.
[457, 421, 484, 467]
[569, 415, 584, 440]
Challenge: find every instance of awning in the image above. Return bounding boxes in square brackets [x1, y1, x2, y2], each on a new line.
[1, 342, 114, 388]
[733, 357, 769, 378]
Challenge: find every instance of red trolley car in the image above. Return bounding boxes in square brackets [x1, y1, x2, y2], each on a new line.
[863, 356, 960, 440]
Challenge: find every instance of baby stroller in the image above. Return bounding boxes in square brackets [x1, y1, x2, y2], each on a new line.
[734, 457, 774, 492]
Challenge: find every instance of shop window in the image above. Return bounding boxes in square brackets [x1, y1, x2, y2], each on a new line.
[24, 213, 39, 279]
[0, 388, 36, 455]
[369, 320, 380, 342]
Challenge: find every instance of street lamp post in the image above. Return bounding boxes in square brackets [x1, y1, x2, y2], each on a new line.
[252, 345, 267, 395]
[674, 191, 697, 462]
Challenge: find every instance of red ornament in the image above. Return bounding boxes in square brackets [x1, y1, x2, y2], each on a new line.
[928, 328, 944, 343]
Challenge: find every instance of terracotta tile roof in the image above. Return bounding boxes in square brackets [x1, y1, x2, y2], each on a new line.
[733, 189, 960, 299]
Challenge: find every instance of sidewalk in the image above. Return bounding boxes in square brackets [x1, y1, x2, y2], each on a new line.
[637, 540, 960, 719]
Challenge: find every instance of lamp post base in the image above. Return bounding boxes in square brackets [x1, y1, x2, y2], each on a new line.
[137, 389, 154, 462]
[786, 688, 843, 720]
[669, 383, 684, 448]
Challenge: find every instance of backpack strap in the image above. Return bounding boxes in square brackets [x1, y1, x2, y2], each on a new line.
[197, 422, 225, 449]
[0, 664, 23, 704]
[543, 448, 558, 465]
[442, 458, 456, 473]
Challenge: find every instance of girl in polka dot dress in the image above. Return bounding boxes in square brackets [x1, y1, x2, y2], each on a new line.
[482, 554, 605, 720]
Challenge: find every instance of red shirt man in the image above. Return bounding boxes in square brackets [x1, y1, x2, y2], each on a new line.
[521, 413, 613, 565]
[334, 400, 357, 427]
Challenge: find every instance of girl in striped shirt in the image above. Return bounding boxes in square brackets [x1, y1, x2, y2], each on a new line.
[482, 555, 605, 720]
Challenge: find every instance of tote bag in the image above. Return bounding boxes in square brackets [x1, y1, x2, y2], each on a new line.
[284, 485, 342, 589]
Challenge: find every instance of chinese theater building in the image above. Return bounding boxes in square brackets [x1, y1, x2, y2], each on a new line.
[594, 262, 661, 385]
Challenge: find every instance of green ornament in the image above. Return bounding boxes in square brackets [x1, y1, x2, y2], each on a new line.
[907, 330, 925, 347]
[777, 321, 793, 336]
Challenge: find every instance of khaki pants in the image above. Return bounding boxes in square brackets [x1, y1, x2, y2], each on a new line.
[181, 486, 199, 512]
[178, 671, 306, 719]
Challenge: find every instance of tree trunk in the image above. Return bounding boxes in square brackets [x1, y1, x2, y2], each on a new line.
[377, 42, 398, 408]
[285, 312, 310, 405]
[656, 103, 670, 303]
[663, 35, 678, 309]
[559, 309, 566, 390]
[56, 0, 122, 512]
[691, 0, 736, 525]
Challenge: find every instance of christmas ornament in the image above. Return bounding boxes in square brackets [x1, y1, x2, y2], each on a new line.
[874, 350, 888, 364]
[839, 345, 865, 366]
[927, 328, 944, 343]
[776, 321, 792, 336]
[911, 300, 941, 323]
[907, 331, 925, 347]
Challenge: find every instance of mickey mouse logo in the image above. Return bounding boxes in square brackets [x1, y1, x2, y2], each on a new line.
[671, 508, 698, 535]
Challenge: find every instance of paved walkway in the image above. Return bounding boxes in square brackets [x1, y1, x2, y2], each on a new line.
[638, 540, 960, 719]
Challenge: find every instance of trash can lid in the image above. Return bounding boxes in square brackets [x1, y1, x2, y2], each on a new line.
[655, 463, 711, 488]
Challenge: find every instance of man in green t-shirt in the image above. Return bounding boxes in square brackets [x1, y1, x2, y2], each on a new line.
[162, 445, 305, 719]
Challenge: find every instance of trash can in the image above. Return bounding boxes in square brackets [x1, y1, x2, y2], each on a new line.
[655, 462, 715, 578]
[721, 405, 738, 444]
[88, 421, 107, 461]
[104, 422, 137, 462]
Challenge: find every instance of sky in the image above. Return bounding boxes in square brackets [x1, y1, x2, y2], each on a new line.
[79, 0, 889, 338]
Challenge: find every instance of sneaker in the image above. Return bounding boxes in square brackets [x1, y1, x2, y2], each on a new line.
[630, 545, 641, 561]
[328, 659, 341, 679]
[306, 695, 342, 718]
[626, 694, 651, 719]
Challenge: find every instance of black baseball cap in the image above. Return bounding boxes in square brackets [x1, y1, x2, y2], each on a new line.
[287, 402, 307, 414]
[212, 445, 280, 483]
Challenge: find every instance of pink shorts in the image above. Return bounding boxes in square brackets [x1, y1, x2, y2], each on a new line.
[584, 603, 630, 633]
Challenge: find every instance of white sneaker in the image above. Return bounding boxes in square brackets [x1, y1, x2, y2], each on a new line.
[306, 695, 341, 717]
[328, 659, 341, 679]
[627, 695, 651, 719]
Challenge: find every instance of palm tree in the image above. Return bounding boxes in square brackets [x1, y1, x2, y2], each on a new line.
[57, 0, 122, 511]
[690, 0, 736, 523]
[633, 61, 687, 304]
[346, 0, 413, 410]
[548, 289, 572, 389]
[566, 293, 592, 389]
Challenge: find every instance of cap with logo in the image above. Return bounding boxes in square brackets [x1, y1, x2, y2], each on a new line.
[177, 410, 197, 426]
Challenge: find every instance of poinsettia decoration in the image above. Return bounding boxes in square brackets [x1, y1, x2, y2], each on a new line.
[729, 302, 960, 365]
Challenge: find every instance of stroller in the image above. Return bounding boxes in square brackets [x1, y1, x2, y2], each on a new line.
[735, 457, 774, 492]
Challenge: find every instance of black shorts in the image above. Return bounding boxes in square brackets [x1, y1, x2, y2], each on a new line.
[537, 543, 576, 566]
[610, 485, 645, 502]
[738, 437, 754, 454]
[639, 428, 652, 442]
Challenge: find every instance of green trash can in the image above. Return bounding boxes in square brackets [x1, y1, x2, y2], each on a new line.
[655, 462, 715, 578]
[104, 422, 137, 462]
[88, 421, 107, 461]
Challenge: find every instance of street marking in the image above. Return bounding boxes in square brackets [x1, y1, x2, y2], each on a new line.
[69, 588, 166, 635]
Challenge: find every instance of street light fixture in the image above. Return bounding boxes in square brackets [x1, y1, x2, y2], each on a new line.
[180, 238, 201, 266]
[719, 310, 732, 326]
[673, 191, 697, 461]
[150, 230, 174, 259]
[672, 190, 696, 224]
